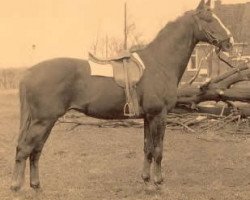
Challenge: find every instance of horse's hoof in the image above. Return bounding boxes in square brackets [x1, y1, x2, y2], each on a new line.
[10, 184, 21, 192]
[154, 177, 163, 185]
[141, 174, 150, 183]
[30, 183, 41, 190]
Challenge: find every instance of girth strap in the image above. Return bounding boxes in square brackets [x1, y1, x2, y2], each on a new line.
[123, 58, 137, 117]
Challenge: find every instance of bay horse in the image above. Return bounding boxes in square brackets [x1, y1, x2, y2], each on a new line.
[11, 0, 234, 191]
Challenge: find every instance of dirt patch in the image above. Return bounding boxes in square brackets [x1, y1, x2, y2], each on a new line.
[0, 90, 249, 200]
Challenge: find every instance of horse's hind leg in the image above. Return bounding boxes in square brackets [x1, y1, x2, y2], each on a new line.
[29, 119, 56, 189]
[11, 119, 56, 191]
[11, 148, 29, 191]
[29, 148, 44, 189]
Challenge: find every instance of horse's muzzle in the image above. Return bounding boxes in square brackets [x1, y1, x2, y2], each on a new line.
[220, 36, 234, 52]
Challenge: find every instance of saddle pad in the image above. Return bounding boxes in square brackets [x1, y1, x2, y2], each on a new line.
[132, 52, 145, 70]
[88, 60, 113, 77]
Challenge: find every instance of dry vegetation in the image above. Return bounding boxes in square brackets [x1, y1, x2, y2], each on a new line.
[0, 68, 25, 89]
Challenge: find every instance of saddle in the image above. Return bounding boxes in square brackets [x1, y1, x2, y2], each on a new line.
[88, 51, 145, 117]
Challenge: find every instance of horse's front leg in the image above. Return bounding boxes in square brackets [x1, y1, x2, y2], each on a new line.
[142, 112, 166, 184]
[153, 119, 166, 184]
[141, 117, 154, 182]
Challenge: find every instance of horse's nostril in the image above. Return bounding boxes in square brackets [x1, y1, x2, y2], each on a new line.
[225, 43, 233, 51]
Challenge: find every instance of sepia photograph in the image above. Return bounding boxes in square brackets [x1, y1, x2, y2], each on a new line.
[0, 0, 250, 199]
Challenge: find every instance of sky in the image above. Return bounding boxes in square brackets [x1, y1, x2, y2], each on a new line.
[0, 0, 249, 67]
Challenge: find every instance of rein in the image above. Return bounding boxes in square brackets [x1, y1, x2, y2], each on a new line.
[215, 48, 236, 69]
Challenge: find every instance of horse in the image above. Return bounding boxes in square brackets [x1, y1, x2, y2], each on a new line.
[10, 0, 234, 191]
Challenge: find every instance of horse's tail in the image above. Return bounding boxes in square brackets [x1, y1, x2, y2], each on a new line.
[18, 81, 32, 142]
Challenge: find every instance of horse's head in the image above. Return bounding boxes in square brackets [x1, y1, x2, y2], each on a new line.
[193, 0, 234, 52]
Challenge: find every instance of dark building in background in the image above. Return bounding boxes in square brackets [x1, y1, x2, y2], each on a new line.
[214, 0, 250, 55]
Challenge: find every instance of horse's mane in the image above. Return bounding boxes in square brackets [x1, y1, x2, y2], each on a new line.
[131, 10, 195, 52]
[151, 10, 194, 44]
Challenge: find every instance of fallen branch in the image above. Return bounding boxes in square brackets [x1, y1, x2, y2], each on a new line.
[57, 112, 250, 134]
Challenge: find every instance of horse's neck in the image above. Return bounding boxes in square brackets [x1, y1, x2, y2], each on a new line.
[140, 14, 198, 83]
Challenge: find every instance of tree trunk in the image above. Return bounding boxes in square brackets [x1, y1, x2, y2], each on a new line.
[177, 65, 250, 106]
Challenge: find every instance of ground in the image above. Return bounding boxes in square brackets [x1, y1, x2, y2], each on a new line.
[0, 90, 249, 200]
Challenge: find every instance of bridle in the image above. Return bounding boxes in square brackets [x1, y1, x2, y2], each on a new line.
[192, 12, 232, 48]
[193, 12, 235, 69]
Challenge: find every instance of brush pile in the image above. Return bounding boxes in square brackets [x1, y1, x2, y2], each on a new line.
[58, 111, 250, 134]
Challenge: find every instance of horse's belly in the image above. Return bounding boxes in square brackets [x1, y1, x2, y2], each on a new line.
[86, 98, 126, 119]
[72, 76, 141, 119]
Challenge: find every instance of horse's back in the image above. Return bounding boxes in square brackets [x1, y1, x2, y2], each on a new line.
[23, 58, 88, 84]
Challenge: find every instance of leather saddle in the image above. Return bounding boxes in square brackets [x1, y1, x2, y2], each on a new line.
[88, 52, 144, 88]
[88, 51, 145, 117]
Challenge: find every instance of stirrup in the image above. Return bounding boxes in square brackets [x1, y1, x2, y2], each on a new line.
[123, 103, 136, 117]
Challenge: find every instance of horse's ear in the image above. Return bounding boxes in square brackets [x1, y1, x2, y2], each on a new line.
[206, 0, 212, 7]
[196, 0, 205, 10]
